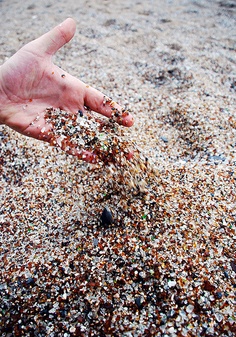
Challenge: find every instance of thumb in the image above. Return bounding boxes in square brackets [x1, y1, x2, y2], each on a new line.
[33, 18, 76, 56]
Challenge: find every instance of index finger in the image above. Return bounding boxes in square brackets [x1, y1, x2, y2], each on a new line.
[83, 85, 134, 127]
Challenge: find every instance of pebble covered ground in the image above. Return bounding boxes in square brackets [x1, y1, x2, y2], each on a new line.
[0, 0, 236, 336]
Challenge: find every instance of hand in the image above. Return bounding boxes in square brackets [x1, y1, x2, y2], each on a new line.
[0, 18, 134, 162]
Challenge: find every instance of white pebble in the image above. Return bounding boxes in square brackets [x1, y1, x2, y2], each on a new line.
[168, 280, 176, 287]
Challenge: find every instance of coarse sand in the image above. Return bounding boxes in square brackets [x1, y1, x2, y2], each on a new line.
[0, 0, 235, 336]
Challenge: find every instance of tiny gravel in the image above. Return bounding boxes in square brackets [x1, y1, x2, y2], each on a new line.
[0, 0, 235, 336]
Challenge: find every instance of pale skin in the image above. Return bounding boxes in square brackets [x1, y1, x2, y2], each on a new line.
[0, 18, 134, 162]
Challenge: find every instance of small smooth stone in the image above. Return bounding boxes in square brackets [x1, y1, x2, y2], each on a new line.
[101, 206, 113, 226]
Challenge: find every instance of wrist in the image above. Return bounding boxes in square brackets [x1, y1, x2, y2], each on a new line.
[0, 68, 5, 124]
[0, 66, 11, 125]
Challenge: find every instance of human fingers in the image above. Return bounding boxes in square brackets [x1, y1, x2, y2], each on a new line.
[83, 85, 134, 127]
[30, 18, 76, 56]
[57, 74, 134, 127]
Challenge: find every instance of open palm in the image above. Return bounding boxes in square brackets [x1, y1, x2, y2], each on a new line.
[0, 18, 133, 161]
